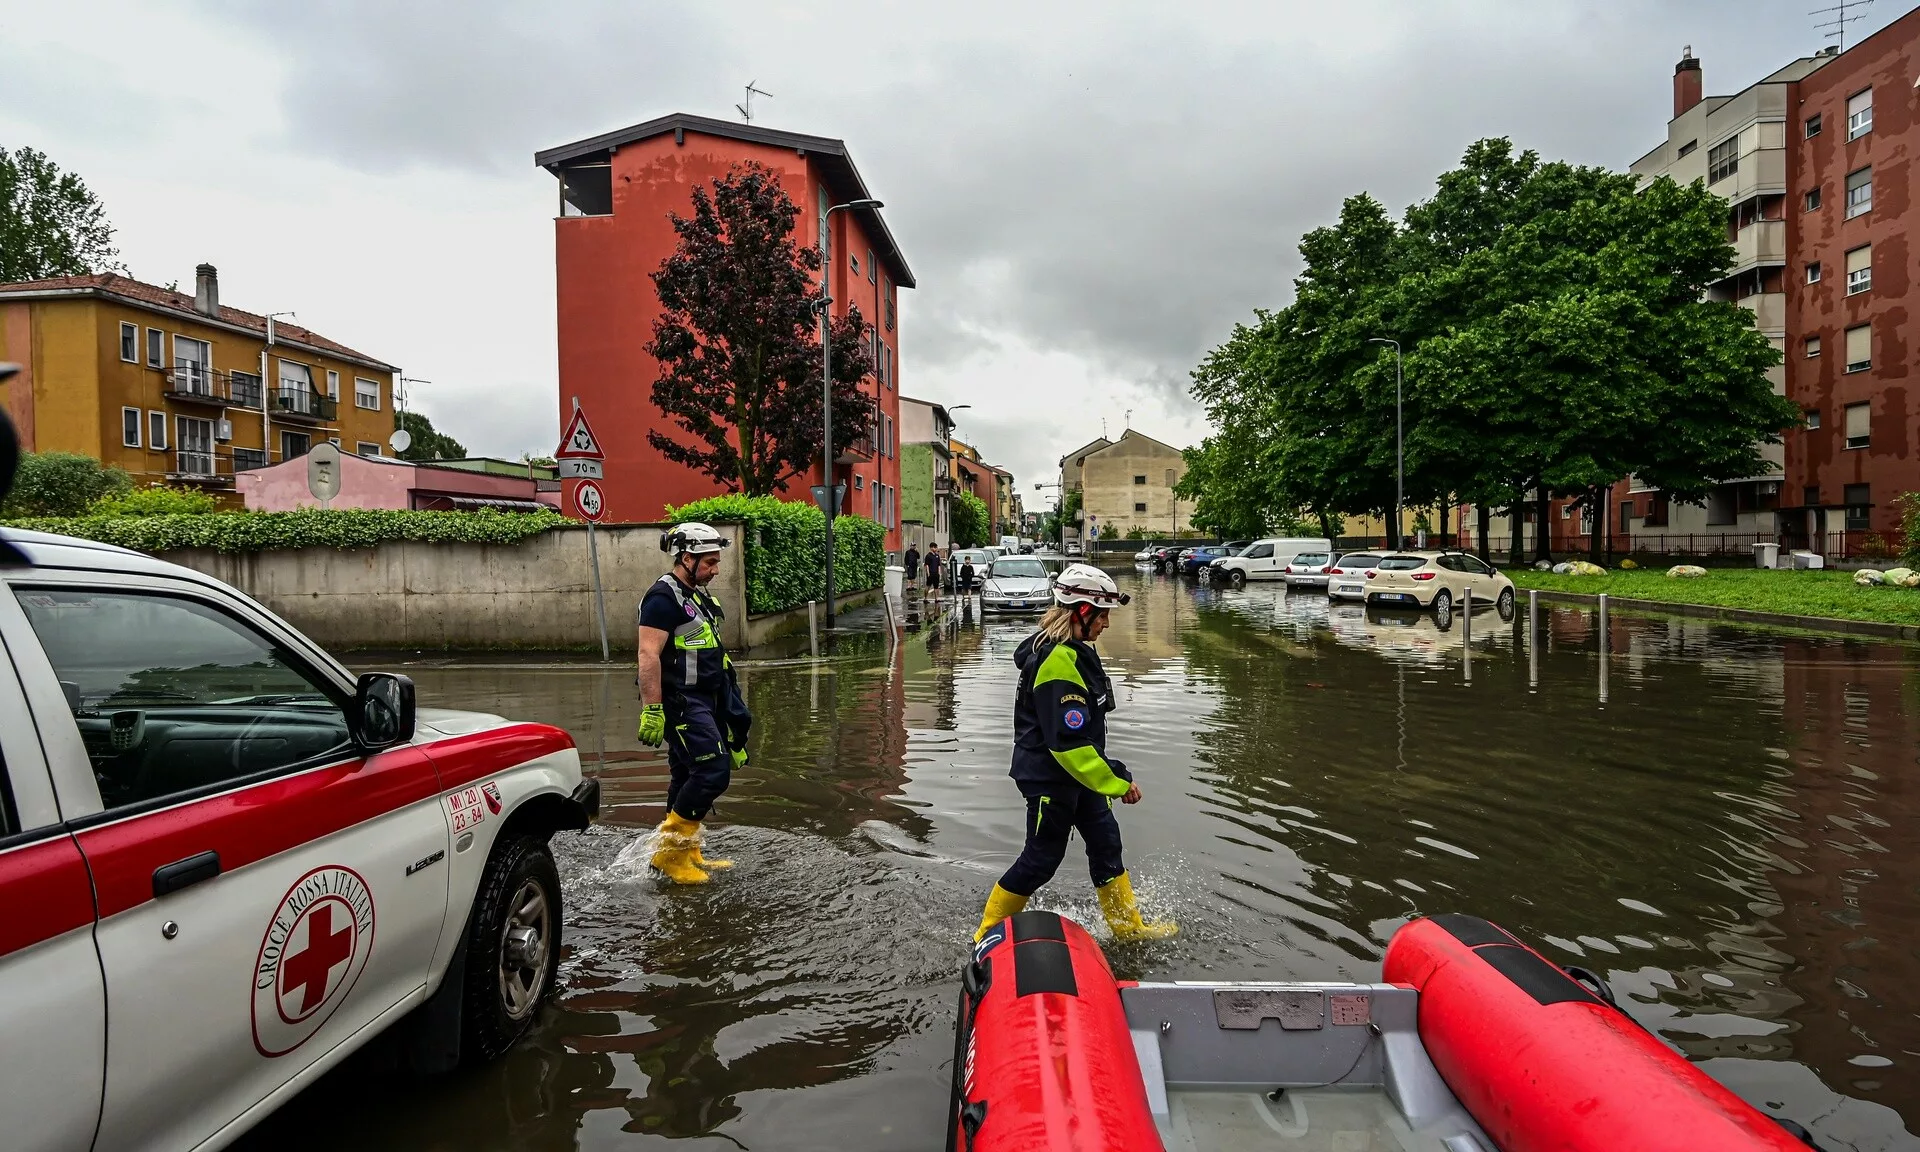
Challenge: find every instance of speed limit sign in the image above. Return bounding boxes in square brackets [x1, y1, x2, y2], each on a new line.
[574, 478, 605, 522]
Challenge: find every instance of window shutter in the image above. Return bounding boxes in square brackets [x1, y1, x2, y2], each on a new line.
[1848, 90, 1872, 117]
[1845, 402, 1870, 442]
[1846, 245, 1871, 275]
[1845, 325, 1871, 369]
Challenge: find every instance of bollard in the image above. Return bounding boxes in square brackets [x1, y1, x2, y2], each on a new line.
[808, 600, 819, 656]
[1463, 587, 1472, 681]
[1528, 589, 1539, 690]
[1597, 593, 1609, 705]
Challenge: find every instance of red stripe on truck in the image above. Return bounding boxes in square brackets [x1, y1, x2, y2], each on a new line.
[0, 833, 97, 959]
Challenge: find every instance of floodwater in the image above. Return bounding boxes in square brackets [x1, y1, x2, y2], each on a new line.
[241, 570, 1920, 1151]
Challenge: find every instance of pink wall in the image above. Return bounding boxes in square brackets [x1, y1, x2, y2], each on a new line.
[238, 453, 546, 511]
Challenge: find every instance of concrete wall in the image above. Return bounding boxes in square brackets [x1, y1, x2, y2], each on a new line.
[161, 523, 754, 652]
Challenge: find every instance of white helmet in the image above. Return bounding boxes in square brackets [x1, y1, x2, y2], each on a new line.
[661, 522, 729, 557]
[1053, 563, 1130, 608]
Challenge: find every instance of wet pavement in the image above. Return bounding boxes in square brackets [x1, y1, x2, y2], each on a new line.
[241, 570, 1920, 1150]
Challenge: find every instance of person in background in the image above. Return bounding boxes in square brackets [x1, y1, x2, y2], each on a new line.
[972, 564, 1175, 943]
[904, 543, 922, 596]
[958, 555, 977, 595]
[925, 544, 943, 600]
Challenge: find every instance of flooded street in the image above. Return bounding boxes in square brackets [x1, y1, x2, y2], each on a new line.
[244, 570, 1920, 1151]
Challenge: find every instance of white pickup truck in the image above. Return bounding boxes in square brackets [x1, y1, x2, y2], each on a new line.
[1210, 537, 1333, 587]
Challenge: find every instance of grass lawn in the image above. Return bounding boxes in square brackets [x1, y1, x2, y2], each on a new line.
[1505, 566, 1920, 629]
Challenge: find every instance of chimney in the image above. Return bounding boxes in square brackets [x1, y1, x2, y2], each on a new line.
[1674, 47, 1703, 119]
[193, 264, 219, 317]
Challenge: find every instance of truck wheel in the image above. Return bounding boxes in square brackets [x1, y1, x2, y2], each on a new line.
[1229, 569, 1246, 588]
[461, 835, 562, 1063]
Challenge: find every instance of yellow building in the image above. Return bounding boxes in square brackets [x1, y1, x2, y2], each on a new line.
[0, 266, 400, 500]
[1064, 429, 1195, 543]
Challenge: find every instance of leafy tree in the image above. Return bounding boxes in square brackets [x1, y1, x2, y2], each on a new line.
[951, 490, 990, 547]
[646, 163, 875, 497]
[395, 410, 466, 462]
[0, 451, 129, 516]
[0, 146, 124, 281]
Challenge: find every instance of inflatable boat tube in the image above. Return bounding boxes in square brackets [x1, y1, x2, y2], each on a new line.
[1384, 914, 1808, 1152]
[948, 910, 1161, 1152]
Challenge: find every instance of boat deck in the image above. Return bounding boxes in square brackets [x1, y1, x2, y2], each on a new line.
[1162, 1089, 1469, 1152]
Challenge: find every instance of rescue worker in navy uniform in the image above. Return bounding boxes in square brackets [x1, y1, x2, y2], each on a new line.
[973, 564, 1176, 942]
[636, 522, 752, 884]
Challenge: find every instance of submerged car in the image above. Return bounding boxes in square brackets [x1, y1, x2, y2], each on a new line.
[980, 556, 1054, 612]
[1325, 552, 1384, 600]
[1282, 550, 1334, 590]
[1365, 550, 1515, 615]
[1181, 545, 1230, 578]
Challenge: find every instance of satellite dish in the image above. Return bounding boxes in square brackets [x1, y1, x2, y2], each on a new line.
[389, 428, 413, 453]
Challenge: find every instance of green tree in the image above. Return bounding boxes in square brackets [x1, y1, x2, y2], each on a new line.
[646, 163, 875, 496]
[0, 146, 124, 281]
[951, 490, 990, 548]
[0, 452, 130, 516]
[395, 410, 466, 461]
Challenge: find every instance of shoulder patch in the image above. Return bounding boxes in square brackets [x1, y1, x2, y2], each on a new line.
[1060, 693, 1088, 705]
[1063, 708, 1087, 730]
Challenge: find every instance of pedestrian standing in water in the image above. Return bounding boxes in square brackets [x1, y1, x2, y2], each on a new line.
[925, 544, 943, 600]
[973, 564, 1176, 942]
[959, 556, 977, 595]
[635, 522, 752, 884]
[904, 543, 922, 596]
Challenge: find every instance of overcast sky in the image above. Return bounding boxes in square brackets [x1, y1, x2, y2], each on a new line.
[2, 0, 1909, 495]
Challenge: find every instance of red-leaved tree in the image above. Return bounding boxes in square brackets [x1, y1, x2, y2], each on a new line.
[646, 163, 876, 496]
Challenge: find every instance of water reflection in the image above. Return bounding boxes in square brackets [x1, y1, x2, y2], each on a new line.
[239, 573, 1919, 1150]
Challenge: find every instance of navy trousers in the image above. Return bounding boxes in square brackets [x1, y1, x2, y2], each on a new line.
[665, 689, 746, 821]
[996, 782, 1127, 896]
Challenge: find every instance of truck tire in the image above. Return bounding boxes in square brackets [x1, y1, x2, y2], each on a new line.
[461, 835, 562, 1063]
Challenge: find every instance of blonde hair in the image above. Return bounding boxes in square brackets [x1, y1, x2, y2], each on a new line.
[1036, 604, 1107, 644]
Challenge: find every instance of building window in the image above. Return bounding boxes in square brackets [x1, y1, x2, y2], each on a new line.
[1845, 484, 1872, 530]
[1844, 402, 1870, 449]
[1803, 485, 1820, 508]
[119, 322, 138, 362]
[171, 335, 213, 395]
[866, 249, 876, 284]
[1805, 187, 1821, 212]
[1676, 139, 1697, 158]
[229, 369, 262, 409]
[176, 417, 215, 476]
[884, 283, 895, 332]
[121, 406, 141, 447]
[558, 162, 612, 217]
[1707, 137, 1738, 184]
[1844, 324, 1871, 373]
[849, 252, 860, 277]
[853, 474, 864, 490]
[1845, 245, 1871, 295]
[1846, 167, 1872, 218]
[1805, 409, 1821, 429]
[326, 370, 340, 401]
[233, 447, 267, 472]
[1805, 335, 1821, 358]
[1134, 502, 1148, 514]
[1706, 487, 1736, 526]
[356, 442, 381, 457]
[1805, 262, 1821, 284]
[281, 430, 311, 459]
[145, 327, 163, 367]
[1847, 89, 1873, 140]
[355, 377, 381, 410]
[1805, 113, 1823, 138]
[1133, 474, 1147, 485]
[148, 410, 167, 450]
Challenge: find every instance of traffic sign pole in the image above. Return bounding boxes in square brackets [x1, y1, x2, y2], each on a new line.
[587, 515, 609, 663]
[562, 398, 611, 662]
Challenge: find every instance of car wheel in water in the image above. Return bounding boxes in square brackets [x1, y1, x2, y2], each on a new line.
[1497, 587, 1515, 618]
[1431, 588, 1452, 616]
[462, 834, 562, 1063]
[1230, 569, 1246, 589]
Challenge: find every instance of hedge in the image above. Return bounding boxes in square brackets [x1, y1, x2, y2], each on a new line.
[0, 507, 568, 553]
[665, 494, 885, 614]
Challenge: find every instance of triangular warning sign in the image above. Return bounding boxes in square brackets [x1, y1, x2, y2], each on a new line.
[556, 407, 604, 459]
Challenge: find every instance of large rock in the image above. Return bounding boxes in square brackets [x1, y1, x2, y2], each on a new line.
[1534, 559, 1554, 571]
[1564, 560, 1607, 576]
[1855, 568, 1887, 586]
[1883, 567, 1920, 588]
[1667, 565, 1707, 578]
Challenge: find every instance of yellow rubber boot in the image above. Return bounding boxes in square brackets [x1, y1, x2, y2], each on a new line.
[973, 885, 1030, 942]
[692, 836, 733, 871]
[650, 812, 710, 884]
[1097, 873, 1177, 941]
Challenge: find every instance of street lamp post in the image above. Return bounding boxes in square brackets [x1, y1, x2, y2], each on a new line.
[1369, 337, 1404, 550]
[818, 198, 884, 629]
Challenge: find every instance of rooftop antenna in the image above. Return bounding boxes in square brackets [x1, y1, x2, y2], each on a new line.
[1102, 416, 1108, 440]
[736, 81, 773, 123]
[1124, 408, 1133, 431]
[1811, 0, 1873, 51]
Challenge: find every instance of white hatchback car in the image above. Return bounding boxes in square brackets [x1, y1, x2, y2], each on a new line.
[0, 526, 599, 1152]
[1364, 551, 1515, 615]
[1325, 553, 1385, 601]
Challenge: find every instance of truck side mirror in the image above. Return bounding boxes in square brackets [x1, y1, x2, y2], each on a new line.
[352, 672, 416, 752]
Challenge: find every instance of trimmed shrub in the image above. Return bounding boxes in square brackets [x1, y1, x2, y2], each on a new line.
[665, 493, 885, 614]
[88, 484, 219, 517]
[1, 507, 567, 553]
[0, 451, 131, 516]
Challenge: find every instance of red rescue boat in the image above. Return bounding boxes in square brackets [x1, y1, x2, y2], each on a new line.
[948, 911, 1821, 1151]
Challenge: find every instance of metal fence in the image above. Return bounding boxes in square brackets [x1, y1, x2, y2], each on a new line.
[1466, 532, 1896, 563]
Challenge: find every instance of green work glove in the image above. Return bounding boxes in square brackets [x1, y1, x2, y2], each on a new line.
[730, 746, 749, 770]
[637, 703, 666, 747]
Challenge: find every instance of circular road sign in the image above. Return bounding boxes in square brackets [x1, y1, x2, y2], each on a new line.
[574, 478, 606, 522]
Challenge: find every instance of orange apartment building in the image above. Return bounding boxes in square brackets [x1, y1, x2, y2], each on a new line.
[535, 114, 913, 547]
[0, 266, 399, 499]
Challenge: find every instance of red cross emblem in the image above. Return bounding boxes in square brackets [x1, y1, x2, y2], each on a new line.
[281, 900, 355, 1016]
[253, 865, 376, 1057]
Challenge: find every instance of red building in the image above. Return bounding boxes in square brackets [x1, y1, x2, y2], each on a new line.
[535, 114, 913, 545]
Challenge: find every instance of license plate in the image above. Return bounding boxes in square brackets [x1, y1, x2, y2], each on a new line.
[1381, 593, 1414, 603]
[1008, 600, 1025, 608]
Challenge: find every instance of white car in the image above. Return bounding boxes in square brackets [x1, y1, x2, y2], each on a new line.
[1211, 537, 1334, 587]
[1325, 553, 1385, 600]
[979, 556, 1053, 613]
[1282, 550, 1334, 590]
[0, 526, 598, 1152]
[1365, 550, 1515, 615]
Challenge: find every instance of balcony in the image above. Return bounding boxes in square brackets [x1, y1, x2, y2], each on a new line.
[1711, 147, 1785, 207]
[1740, 291, 1786, 334]
[167, 450, 236, 487]
[271, 387, 337, 425]
[934, 474, 956, 495]
[1730, 219, 1786, 274]
[162, 364, 228, 407]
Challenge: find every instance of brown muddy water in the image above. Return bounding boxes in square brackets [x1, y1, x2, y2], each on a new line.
[241, 570, 1920, 1151]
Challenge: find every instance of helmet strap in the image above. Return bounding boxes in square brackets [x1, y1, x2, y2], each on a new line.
[1072, 602, 1097, 637]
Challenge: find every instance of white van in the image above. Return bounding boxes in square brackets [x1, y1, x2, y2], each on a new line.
[998, 535, 1021, 552]
[1210, 537, 1335, 586]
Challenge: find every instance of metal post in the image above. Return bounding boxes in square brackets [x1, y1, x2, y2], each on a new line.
[1528, 589, 1539, 690]
[1597, 593, 1609, 705]
[1463, 586, 1472, 681]
[1394, 346, 1403, 551]
[808, 599, 819, 656]
[587, 520, 610, 662]
[822, 290, 836, 631]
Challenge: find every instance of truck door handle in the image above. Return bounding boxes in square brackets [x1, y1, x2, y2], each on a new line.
[153, 850, 221, 898]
